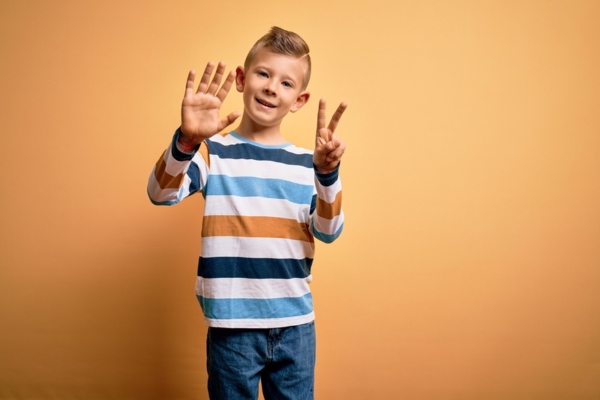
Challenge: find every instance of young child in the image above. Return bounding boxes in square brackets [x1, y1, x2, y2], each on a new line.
[147, 26, 347, 400]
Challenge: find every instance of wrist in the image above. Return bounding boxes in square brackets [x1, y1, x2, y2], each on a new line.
[177, 129, 199, 152]
[314, 162, 340, 175]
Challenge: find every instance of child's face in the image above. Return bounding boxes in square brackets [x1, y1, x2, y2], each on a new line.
[236, 48, 309, 129]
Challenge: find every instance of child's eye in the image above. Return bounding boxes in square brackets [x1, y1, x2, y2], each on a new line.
[258, 71, 268, 78]
[282, 81, 293, 88]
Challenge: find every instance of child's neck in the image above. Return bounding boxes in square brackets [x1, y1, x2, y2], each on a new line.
[233, 116, 287, 145]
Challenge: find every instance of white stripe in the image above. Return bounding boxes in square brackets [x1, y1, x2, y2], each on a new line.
[282, 145, 313, 156]
[161, 145, 208, 178]
[204, 195, 311, 219]
[312, 212, 344, 235]
[201, 236, 315, 259]
[205, 312, 315, 329]
[162, 145, 188, 176]
[315, 177, 342, 203]
[196, 276, 312, 299]
[213, 133, 244, 145]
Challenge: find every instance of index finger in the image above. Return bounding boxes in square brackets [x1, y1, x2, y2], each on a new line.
[184, 70, 196, 98]
[327, 102, 348, 133]
[317, 98, 328, 132]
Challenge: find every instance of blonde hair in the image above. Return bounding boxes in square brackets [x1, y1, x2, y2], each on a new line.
[244, 26, 311, 90]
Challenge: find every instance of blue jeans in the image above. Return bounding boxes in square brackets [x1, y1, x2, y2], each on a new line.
[206, 322, 316, 400]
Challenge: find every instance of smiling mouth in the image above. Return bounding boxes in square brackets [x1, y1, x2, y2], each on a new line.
[256, 98, 276, 108]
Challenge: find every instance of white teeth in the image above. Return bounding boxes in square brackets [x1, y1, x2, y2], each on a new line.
[257, 98, 276, 108]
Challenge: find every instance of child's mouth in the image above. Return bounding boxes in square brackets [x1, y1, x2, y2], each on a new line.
[256, 98, 276, 108]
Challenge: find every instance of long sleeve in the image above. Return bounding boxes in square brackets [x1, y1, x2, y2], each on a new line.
[147, 129, 209, 205]
[310, 166, 344, 243]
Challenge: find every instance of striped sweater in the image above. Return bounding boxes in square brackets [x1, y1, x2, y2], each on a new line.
[147, 129, 344, 328]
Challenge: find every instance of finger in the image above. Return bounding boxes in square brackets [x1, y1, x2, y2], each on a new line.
[316, 128, 330, 147]
[207, 61, 227, 96]
[316, 99, 331, 145]
[326, 160, 341, 170]
[323, 139, 341, 158]
[327, 140, 346, 161]
[316, 98, 327, 133]
[217, 110, 242, 131]
[327, 102, 348, 133]
[216, 70, 236, 102]
[185, 70, 196, 98]
[197, 61, 215, 93]
[315, 136, 327, 151]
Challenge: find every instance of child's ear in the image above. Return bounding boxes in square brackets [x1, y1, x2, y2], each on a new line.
[290, 92, 310, 113]
[235, 67, 245, 92]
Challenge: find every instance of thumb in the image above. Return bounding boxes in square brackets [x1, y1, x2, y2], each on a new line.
[219, 111, 242, 131]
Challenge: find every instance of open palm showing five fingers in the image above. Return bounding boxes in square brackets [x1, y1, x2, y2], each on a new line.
[180, 61, 241, 146]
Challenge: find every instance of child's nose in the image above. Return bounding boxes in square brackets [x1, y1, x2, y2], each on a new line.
[263, 81, 277, 95]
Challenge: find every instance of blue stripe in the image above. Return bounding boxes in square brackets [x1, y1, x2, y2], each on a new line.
[311, 222, 344, 244]
[197, 292, 313, 320]
[206, 175, 314, 205]
[187, 162, 201, 195]
[314, 163, 340, 187]
[309, 194, 317, 214]
[198, 257, 313, 279]
[147, 186, 189, 206]
[147, 190, 177, 206]
[208, 139, 313, 168]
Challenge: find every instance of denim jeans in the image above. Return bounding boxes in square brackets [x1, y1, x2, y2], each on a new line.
[206, 322, 316, 400]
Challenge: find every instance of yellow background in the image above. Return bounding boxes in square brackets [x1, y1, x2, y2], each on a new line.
[1, 1, 599, 399]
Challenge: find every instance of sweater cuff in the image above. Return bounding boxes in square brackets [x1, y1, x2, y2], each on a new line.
[171, 128, 199, 161]
[314, 163, 340, 187]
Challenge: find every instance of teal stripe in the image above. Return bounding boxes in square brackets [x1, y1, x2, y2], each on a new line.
[197, 293, 313, 320]
[311, 222, 344, 244]
[147, 186, 188, 206]
[207, 175, 313, 205]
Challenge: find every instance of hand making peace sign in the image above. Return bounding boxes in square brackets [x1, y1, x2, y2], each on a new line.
[313, 99, 348, 173]
[179, 61, 241, 147]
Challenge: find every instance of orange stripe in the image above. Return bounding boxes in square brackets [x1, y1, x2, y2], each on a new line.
[153, 151, 185, 189]
[202, 215, 313, 242]
[316, 191, 343, 219]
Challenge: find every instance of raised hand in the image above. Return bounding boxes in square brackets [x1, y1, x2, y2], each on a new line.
[180, 61, 241, 147]
[313, 99, 347, 173]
